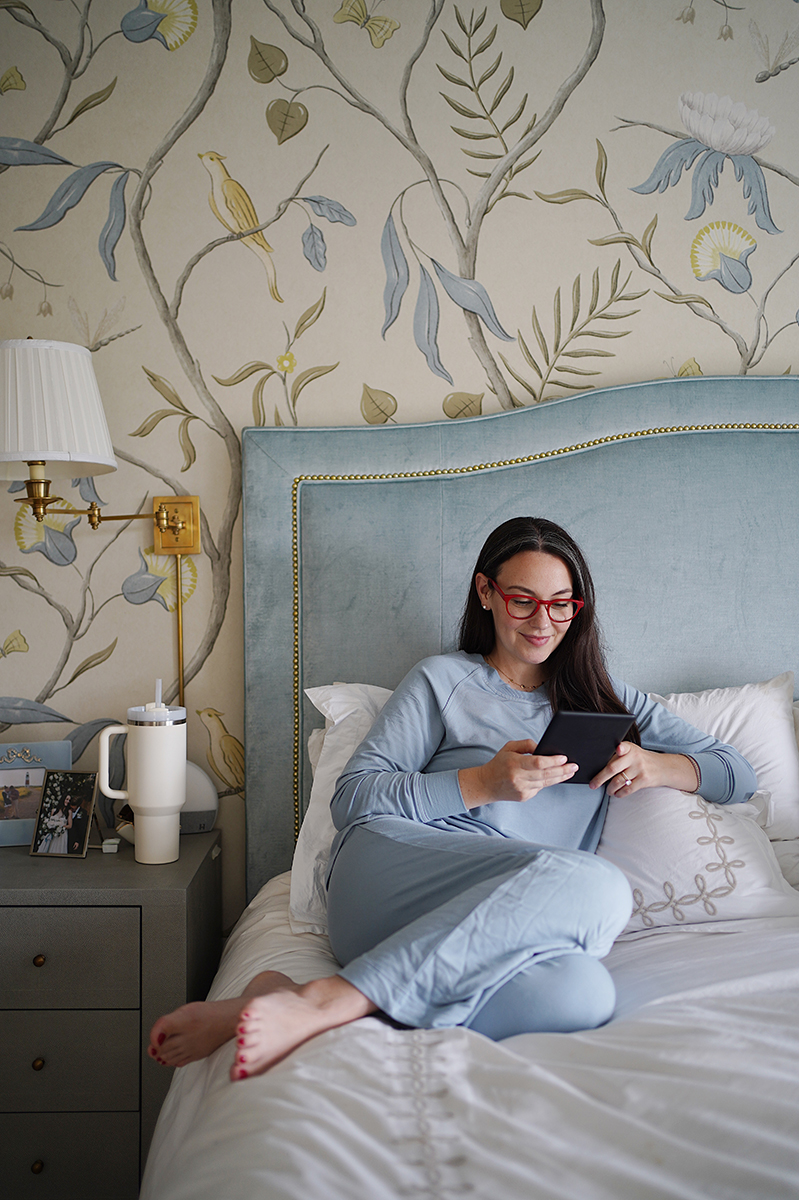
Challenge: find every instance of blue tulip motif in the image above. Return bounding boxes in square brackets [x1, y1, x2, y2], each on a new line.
[14, 504, 80, 566]
[122, 548, 170, 609]
[122, 547, 196, 610]
[690, 222, 756, 294]
[121, 0, 198, 51]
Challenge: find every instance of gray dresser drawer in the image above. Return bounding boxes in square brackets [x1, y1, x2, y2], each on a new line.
[4, 1112, 139, 1200]
[0, 906, 140, 1008]
[0, 1009, 139, 1111]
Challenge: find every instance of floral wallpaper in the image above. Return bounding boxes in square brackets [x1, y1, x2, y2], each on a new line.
[1, 0, 797, 926]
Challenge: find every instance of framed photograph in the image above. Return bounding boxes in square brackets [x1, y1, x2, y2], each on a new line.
[30, 771, 98, 859]
[0, 741, 72, 847]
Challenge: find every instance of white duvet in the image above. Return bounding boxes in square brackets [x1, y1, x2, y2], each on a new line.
[141, 873, 799, 1200]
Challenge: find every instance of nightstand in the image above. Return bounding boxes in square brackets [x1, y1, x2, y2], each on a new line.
[0, 831, 222, 1200]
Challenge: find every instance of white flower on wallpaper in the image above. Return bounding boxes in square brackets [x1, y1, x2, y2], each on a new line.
[679, 92, 774, 158]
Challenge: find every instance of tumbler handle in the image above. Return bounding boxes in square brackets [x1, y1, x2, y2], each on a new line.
[98, 725, 128, 801]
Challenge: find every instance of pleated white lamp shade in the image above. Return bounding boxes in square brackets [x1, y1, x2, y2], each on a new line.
[0, 339, 117, 480]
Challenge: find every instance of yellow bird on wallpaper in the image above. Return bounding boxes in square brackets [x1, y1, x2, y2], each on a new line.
[196, 707, 245, 794]
[198, 151, 283, 302]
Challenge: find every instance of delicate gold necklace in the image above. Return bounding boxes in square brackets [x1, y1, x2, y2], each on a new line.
[486, 655, 540, 692]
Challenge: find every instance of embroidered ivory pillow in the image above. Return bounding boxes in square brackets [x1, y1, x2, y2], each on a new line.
[649, 673, 799, 841]
[597, 786, 799, 933]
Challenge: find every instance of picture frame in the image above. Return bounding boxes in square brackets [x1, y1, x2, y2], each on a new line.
[29, 770, 98, 859]
[0, 741, 72, 847]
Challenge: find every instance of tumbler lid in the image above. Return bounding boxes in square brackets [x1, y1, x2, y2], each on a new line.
[127, 677, 186, 724]
[127, 704, 187, 725]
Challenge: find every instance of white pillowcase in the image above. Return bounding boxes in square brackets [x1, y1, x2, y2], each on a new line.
[649, 672, 799, 841]
[597, 786, 799, 933]
[289, 683, 392, 934]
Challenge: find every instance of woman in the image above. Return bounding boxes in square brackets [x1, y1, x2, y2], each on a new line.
[38, 799, 71, 854]
[149, 517, 756, 1078]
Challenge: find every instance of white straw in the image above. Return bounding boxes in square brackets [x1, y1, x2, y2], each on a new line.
[155, 678, 162, 708]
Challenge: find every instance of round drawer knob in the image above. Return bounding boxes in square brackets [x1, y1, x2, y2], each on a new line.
[31, 1160, 44, 1175]
[33, 954, 46, 968]
[32, 1058, 45, 1071]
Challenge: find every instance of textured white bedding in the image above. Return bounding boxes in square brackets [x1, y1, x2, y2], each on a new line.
[142, 872, 799, 1200]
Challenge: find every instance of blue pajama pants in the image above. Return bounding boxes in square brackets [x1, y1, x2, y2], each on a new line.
[326, 816, 632, 1041]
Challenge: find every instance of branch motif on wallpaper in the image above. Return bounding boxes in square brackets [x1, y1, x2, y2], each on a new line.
[536, 93, 799, 377]
[213, 290, 338, 427]
[674, 5, 799, 86]
[0, 0, 213, 759]
[249, 0, 606, 414]
[0, 2, 359, 751]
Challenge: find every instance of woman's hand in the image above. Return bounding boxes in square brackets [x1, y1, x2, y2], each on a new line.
[590, 742, 699, 796]
[458, 740, 578, 809]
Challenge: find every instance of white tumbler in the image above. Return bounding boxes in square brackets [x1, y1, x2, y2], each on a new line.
[98, 682, 187, 864]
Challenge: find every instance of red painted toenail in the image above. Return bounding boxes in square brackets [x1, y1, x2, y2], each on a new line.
[239, 1055, 247, 1063]
[237, 1068, 248, 1079]
[157, 1033, 165, 1045]
[237, 1037, 245, 1045]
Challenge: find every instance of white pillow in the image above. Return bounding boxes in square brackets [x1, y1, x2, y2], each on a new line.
[649, 672, 799, 841]
[289, 683, 392, 934]
[597, 786, 799, 933]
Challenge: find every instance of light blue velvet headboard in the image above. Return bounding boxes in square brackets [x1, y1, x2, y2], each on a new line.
[242, 376, 799, 898]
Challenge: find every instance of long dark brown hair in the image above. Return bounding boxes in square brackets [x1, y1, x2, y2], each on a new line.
[458, 517, 639, 739]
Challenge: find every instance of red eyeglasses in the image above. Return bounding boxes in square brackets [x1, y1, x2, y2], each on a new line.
[488, 580, 584, 623]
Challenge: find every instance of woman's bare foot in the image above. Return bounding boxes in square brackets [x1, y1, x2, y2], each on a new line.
[231, 975, 376, 1081]
[148, 970, 294, 1067]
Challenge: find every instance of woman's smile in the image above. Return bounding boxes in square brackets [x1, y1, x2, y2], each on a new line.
[476, 550, 576, 689]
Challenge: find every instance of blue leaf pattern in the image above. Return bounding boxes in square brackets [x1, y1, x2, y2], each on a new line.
[413, 264, 453, 384]
[431, 260, 514, 341]
[302, 222, 327, 271]
[633, 138, 780, 236]
[301, 196, 357, 226]
[380, 213, 409, 338]
[730, 155, 781, 235]
[686, 149, 725, 221]
[0, 137, 73, 167]
[72, 478, 106, 506]
[16, 162, 120, 232]
[631, 138, 706, 195]
[0, 697, 72, 724]
[121, 548, 168, 608]
[99, 171, 130, 281]
[21, 518, 80, 566]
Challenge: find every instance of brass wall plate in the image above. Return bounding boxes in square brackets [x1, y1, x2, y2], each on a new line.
[152, 496, 201, 555]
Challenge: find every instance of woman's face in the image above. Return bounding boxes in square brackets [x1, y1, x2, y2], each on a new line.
[476, 550, 576, 683]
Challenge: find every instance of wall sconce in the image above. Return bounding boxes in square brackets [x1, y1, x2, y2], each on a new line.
[0, 338, 200, 703]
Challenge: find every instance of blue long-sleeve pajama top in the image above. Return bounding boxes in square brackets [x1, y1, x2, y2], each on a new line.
[329, 652, 757, 864]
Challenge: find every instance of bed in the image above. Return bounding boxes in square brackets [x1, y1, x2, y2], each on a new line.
[141, 375, 799, 1200]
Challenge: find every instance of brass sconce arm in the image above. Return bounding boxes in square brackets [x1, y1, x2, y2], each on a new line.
[16, 464, 201, 553]
[66, 501, 184, 535]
